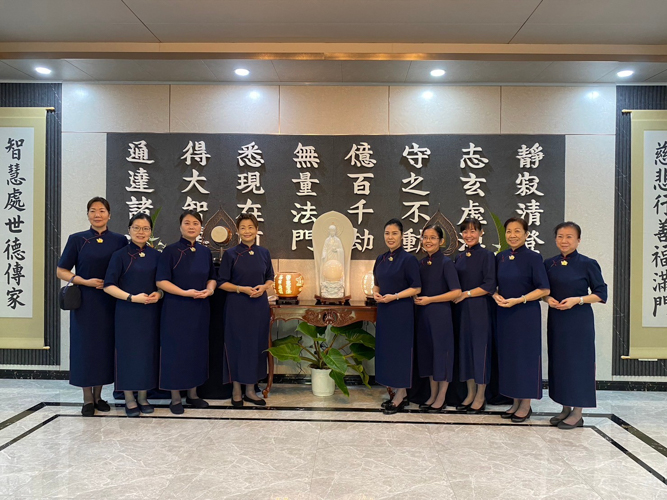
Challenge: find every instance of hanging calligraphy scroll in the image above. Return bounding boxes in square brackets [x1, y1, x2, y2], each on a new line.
[0, 108, 47, 349]
[106, 133, 565, 261]
[628, 110, 667, 359]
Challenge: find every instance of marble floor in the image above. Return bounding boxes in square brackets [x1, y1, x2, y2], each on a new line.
[0, 381, 666, 499]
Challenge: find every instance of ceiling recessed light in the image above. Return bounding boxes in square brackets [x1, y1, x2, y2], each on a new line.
[249, 91, 260, 99]
[35, 67, 52, 75]
[422, 91, 434, 99]
[430, 69, 445, 77]
[235, 68, 250, 76]
[617, 70, 634, 78]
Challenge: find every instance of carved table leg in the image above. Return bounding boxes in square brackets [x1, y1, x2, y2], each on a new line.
[263, 319, 276, 398]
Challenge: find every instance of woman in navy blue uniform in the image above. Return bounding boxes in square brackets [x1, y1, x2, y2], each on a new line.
[373, 219, 421, 415]
[218, 213, 274, 407]
[156, 210, 217, 414]
[493, 217, 550, 422]
[414, 225, 461, 412]
[453, 218, 496, 413]
[57, 197, 128, 416]
[544, 222, 607, 429]
[104, 213, 162, 417]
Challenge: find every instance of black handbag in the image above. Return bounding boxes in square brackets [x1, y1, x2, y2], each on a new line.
[59, 276, 82, 310]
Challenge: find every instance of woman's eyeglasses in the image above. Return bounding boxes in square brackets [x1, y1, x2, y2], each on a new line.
[130, 226, 152, 233]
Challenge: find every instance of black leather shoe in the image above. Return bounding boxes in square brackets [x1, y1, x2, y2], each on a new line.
[383, 398, 408, 415]
[381, 399, 393, 409]
[456, 403, 472, 411]
[231, 398, 244, 408]
[138, 403, 154, 414]
[81, 403, 95, 417]
[186, 397, 209, 409]
[169, 402, 184, 415]
[427, 402, 446, 413]
[243, 395, 266, 406]
[94, 399, 111, 412]
[419, 403, 433, 411]
[469, 401, 486, 414]
[125, 405, 141, 418]
[558, 417, 584, 430]
[500, 408, 517, 419]
[511, 407, 532, 423]
[550, 409, 571, 426]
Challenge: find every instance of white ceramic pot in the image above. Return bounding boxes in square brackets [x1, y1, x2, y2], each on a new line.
[311, 367, 335, 397]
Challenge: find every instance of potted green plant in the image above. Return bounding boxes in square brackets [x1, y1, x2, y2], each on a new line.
[267, 321, 375, 397]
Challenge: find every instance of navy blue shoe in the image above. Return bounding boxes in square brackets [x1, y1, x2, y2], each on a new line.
[169, 402, 184, 415]
[94, 399, 111, 412]
[125, 405, 141, 418]
[138, 403, 154, 414]
[186, 397, 209, 409]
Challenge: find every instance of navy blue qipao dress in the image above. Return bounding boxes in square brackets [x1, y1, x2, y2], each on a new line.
[156, 238, 216, 390]
[219, 243, 274, 385]
[454, 244, 497, 385]
[104, 243, 160, 391]
[544, 251, 607, 408]
[58, 228, 128, 387]
[416, 252, 461, 382]
[373, 247, 421, 389]
[496, 245, 550, 400]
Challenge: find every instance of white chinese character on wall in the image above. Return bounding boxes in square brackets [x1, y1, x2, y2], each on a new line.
[401, 172, 430, 197]
[181, 141, 211, 166]
[402, 200, 430, 223]
[237, 172, 265, 195]
[126, 196, 153, 218]
[347, 173, 374, 195]
[402, 143, 431, 169]
[238, 142, 264, 168]
[292, 172, 319, 196]
[347, 199, 374, 225]
[517, 143, 544, 169]
[291, 201, 318, 225]
[345, 142, 376, 168]
[525, 230, 545, 252]
[515, 172, 544, 197]
[459, 172, 487, 197]
[126, 167, 155, 193]
[293, 143, 320, 169]
[460, 143, 489, 169]
[458, 200, 487, 225]
[182, 197, 208, 213]
[353, 228, 374, 252]
[402, 228, 422, 253]
[126, 140, 154, 164]
[291, 229, 313, 251]
[182, 169, 210, 194]
[516, 199, 543, 226]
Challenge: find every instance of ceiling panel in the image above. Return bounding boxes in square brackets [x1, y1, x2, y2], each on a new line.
[0, 0, 159, 43]
[532, 62, 622, 83]
[271, 60, 342, 82]
[342, 61, 411, 83]
[126, 0, 540, 25]
[66, 60, 217, 82]
[0, 61, 34, 80]
[511, 23, 667, 45]
[405, 61, 551, 83]
[528, 0, 667, 24]
[595, 62, 667, 83]
[202, 60, 280, 82]
[647, 70, 667, 82]
[2, 60, 94, 81]
[146, 22, 522, 44]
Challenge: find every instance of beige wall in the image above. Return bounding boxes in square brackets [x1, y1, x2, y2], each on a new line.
[52, 82, 624, 380]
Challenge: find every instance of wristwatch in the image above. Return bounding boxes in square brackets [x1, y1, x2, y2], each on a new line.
[579, 297, 584, 306]
[467, 291, 472, 297]
[126, 294, 133, 302]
